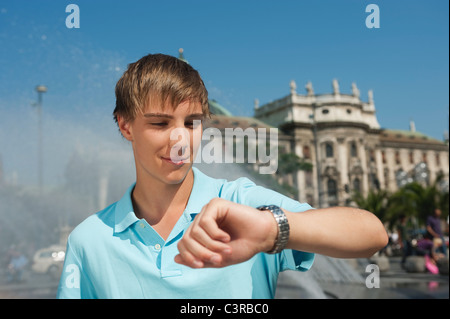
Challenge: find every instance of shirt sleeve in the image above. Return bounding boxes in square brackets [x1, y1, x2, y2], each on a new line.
[281, 249, 315, 272]
[56, 235, 82, 299]
[220, 176, 315, 272]
[220, 176, 313, 212]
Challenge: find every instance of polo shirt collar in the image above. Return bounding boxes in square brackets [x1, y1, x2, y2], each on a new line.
[185, 167, 225, 216]
[114, 183, 139, 233]
[114, 167, 222, 234]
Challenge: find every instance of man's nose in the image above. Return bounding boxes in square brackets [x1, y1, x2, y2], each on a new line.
[169, 127, 190, 157]
[174, 143, 189, 156]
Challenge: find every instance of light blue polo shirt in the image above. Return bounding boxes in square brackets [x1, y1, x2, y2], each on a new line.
[57, 167, 314, 299]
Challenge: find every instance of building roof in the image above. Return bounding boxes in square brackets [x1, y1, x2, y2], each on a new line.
[380, 129, 446, 146]
[203, 114, 274, 131]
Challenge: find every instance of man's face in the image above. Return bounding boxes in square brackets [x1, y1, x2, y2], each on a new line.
[435, 209, 441, 217]
[119, 100, 204, 185]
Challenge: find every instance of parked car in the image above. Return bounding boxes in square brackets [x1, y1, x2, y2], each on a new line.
[31, 245, 65, 279]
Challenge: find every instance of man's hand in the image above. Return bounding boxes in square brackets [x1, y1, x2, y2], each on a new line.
[174, 198, 278, 268]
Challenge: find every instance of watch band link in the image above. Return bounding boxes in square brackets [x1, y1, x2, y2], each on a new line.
[256, 205, 290, 254]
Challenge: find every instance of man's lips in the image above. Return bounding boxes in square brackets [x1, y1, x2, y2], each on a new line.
[161, 156, 190, 165]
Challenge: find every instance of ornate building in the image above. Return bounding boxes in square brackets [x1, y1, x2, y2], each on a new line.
[178, 50, 448, 207]
[253, 79, 449, 207]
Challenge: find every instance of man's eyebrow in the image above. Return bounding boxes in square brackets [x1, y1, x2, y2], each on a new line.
[143, 113, 173, 118]
[143, 113, 205, 119]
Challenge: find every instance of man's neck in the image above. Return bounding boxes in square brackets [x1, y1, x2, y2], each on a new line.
[131, 170, 194, 240]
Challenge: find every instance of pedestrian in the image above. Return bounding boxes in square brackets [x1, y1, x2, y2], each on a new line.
[57, 53, 388, 299]
[425, 208, 447, 257]
[6, 249, 28, 283]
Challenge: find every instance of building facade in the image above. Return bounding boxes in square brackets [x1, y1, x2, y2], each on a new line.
[253, 79, 449, 207]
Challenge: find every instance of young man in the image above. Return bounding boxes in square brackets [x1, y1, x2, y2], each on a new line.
[57, 53, 388, 298]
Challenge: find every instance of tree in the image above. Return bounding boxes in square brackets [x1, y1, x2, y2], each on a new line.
[352, 189, 389, 222]
[277, 153, 312, 175]
[388, 173, 448, 226]
[352, 173, 449, 233]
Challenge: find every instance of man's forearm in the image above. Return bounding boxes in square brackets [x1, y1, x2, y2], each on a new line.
[284, 207, 389, 258]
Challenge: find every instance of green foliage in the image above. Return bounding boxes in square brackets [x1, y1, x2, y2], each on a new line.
[352, 189, 389, 221]
[352, 174, 449, 229]
[277, 153, 312, 175]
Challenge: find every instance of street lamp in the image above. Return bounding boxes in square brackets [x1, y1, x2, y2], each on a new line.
[34, 85, 47, 193]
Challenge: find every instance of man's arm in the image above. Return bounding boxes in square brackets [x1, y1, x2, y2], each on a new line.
[426, 224, 439, 238]
[174, 198, 388, 268]
[284, 206, 388, 258]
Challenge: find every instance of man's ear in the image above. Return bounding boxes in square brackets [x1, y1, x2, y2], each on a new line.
[117, 116, 133, 141]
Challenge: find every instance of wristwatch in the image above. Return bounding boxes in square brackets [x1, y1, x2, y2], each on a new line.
[256, 205, 290, 254]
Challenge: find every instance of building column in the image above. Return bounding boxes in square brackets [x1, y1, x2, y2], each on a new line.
[360, 145, 369, 196]
[295, 141, 306, 203]
[337, 137, 349, 204]
[375, 148, 385, 190]
[385, 149, 397, 192]
[311, 139, 321, 207]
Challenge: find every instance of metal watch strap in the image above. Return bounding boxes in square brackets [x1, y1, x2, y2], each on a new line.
[256, 205, 290, 254]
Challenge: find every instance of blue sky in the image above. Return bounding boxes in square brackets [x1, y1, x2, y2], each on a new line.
[0, 0, 448, 186]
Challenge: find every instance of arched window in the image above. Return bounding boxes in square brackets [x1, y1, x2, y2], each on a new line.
[327, 179, 337, 199]
[350, 142, 357, 157]
[303, 145, 311, 159]
[435, 153, 440, 166]
[325, 143, 334, 158]
[422, 152, 427, 164]
[395, 151, 400, 165]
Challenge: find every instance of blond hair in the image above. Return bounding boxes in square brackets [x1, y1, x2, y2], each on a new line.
[113, 53, 209, 124]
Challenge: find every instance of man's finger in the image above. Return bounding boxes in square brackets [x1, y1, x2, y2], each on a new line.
[177, 233, 226, 267]
[189, 224, 232, 253]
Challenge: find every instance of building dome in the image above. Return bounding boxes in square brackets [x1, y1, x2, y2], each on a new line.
[208, 99, 233, 116]
[176, 49, 232, 117]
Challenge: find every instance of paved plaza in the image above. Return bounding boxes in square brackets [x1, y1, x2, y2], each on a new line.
[275, 255, 449, 299]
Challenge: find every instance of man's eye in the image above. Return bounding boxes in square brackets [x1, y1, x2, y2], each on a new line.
[151, 122, 167, 126]
[186, 120, 202, 128]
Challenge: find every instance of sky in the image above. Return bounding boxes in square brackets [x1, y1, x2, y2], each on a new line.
[0, 0, 448, 187]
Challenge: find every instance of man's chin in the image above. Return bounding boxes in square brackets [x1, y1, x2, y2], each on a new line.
[164, 164, 193, 185]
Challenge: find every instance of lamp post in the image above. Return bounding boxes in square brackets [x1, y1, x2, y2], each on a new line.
[35, 85, 47, 193]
